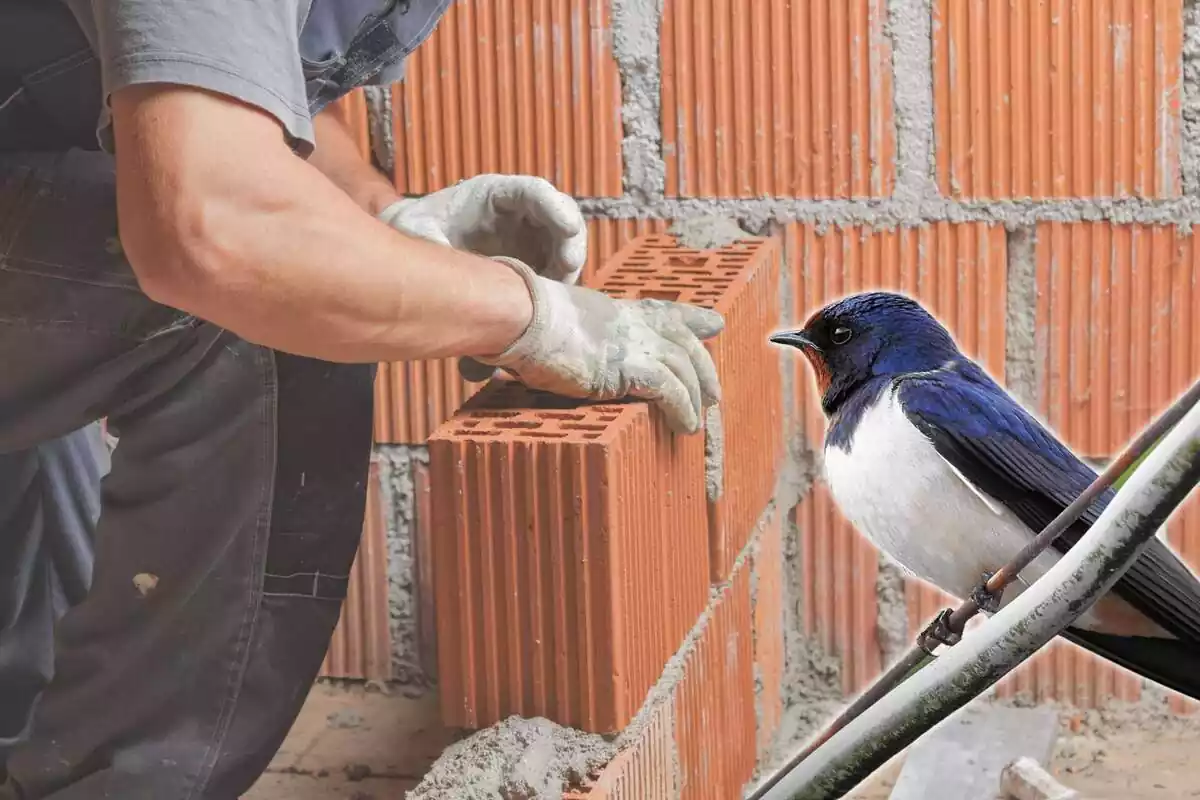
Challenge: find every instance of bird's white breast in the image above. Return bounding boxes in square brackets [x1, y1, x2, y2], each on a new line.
[821, 387, 1069, 613]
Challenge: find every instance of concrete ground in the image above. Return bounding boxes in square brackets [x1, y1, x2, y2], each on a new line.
[244, 682, 455, 800]
[850, 711, 1200, 800]
[246, 683, 1200, 799]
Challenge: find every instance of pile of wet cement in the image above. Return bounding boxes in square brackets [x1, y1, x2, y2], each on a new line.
[406, 716, 617, 800]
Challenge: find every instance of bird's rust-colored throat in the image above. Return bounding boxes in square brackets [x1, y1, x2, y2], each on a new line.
[800, 345, 832, 394]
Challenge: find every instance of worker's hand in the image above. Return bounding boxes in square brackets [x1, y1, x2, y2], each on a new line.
[377, 174, 587, 283]
[378, 174, 588, 383]
[475, 257, 724, 434]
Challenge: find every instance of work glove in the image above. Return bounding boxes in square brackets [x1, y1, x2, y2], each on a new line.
[474, 257, 724, 434]
[377, 174, 588, 381]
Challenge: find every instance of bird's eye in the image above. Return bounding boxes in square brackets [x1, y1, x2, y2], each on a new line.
[830, 326, 853, 345]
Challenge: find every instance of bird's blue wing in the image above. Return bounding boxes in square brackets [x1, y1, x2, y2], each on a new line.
[896, 363, 1200, 643]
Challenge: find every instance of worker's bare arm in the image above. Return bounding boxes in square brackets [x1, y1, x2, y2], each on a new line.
[307, 108, 400, 216]
[109, 82, 532, 364]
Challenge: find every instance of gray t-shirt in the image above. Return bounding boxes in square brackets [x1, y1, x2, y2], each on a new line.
[63, 0, 317, 155]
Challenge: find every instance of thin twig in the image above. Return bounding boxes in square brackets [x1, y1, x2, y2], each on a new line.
[747, 377, 1200, 800]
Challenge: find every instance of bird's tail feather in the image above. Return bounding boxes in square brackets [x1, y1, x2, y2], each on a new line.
[1062, 627, 1200, 701]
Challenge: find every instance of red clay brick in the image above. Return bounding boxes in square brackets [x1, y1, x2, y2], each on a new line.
[594, 234, 784, 583]
[933, 0, 1182, 199]
[674, 562, 757, 800]
[661, 0, 895, 198]
[374, 360, 486, 444]
[583, 218, 672, 284]
[1034, 222, 1200, 459]
[320, 458, 392, 682]
[751, 512, 785, 755]
[428, 380, 709, 732]
[391, 0, 623, 197]
[793, 482, 880, 696]
[561, 700, 677, 800]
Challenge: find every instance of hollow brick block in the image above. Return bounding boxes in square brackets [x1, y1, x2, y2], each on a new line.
[674, 562, 757, 800]
[594, 234, 783, 583]
[751, 511, 785, 754]
[428, 381, 709, 733]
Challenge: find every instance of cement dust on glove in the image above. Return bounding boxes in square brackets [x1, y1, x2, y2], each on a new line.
[474, 257, 725, 435]
[378, 173, 589, 383]
[377, 173, 587, 284]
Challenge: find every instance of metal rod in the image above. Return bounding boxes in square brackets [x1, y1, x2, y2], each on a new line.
[747, 377, 1200, 800]
[751, 392, 1200, 800]
[747, 650, 931, 798]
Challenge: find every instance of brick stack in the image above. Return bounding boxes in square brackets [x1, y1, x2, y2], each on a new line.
[426, 234, 785, 795]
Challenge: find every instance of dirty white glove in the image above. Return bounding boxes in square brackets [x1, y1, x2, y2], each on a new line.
[378, 174, 589, 382]
[476, 257, 724, 434]
[378, 174, 587, 283]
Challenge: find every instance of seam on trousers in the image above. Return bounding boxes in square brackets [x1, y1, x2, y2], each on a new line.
[187, 346, 278, 799]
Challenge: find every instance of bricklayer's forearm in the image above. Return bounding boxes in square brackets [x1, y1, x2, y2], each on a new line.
[109, 83, 532, 364]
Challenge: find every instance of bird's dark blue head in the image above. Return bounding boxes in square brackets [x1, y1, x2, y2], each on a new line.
[769, 291, 962, 415]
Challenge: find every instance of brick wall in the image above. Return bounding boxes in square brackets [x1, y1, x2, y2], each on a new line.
[322, 3, 1200, 793]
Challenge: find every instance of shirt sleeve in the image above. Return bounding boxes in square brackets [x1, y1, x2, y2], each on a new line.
[67, 0, 316, 154]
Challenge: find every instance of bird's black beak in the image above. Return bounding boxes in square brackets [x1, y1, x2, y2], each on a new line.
[769, 330, 821, 352]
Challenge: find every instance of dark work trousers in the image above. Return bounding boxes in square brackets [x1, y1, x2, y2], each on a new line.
[0, 423, 105, 769]
[0, 150, 376, 798]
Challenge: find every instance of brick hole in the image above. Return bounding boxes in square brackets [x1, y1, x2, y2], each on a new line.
[452, 428, 502, 437]
[665, 254, 709, 267]
[560, 422, 609, 432]
[494, 420, 544, 430]
[582, 433, 603, 440]
[459, 420, 482, 428]
[470, 410, 523, 419]
[638, 289, 682, 301]
[523, 431, 570, 439]
[535, 411, 587, 420]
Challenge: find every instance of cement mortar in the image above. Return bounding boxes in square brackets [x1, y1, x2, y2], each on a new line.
[667, 215, 750, 249]
[874, 557, 909, 669]
[377, 445, 430, 690]
[1004, 227, 1040, 407]
[579, 195, 1200, 229]
[363, 85, 396, 178]
[405, 716, 617, 800]
[886, 0, 937, 206]
[1183, 1, 1200, 196]
[703, 405, 725, 502]
[610, 0, 666, 201]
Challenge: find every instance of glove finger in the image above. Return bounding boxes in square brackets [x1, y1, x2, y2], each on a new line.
[397, 216, 454, 247]
[490, 177, 585, 238]
[673, 303, 725, 340]
[549, 228, 588, 285]
[657, 339, 703, 421]
[624, 361, 700, 434]
[458, 357, 499, 383]
[659, 320, 722, 406]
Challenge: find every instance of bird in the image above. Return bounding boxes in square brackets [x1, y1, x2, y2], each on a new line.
[769, 290, 1200, 700]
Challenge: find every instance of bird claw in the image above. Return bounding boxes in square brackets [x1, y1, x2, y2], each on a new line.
[917, 609, 962, 654]
[971, 571, 1003, 615]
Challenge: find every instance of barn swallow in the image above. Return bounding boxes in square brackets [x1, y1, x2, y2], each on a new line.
[771, 290, 1200, 699]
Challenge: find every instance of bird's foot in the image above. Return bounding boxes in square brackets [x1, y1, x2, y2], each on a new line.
[917, 609, 962, 654]
[970, 571, 1003, 615]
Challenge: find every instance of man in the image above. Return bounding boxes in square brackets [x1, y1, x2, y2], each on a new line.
[0, 1, 724, 797]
